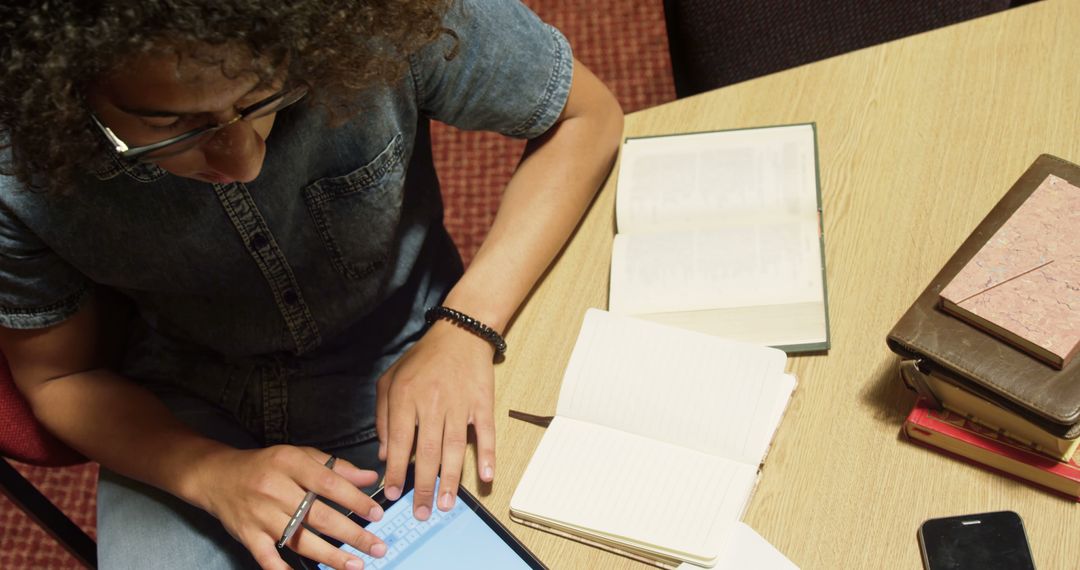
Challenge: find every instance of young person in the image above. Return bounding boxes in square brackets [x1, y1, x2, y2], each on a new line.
[0, 1, 622, 568]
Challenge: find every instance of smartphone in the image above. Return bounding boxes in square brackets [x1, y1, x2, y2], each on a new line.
[918, 511, 1036, 570]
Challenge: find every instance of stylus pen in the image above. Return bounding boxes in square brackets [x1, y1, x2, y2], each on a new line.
[277, 456, 337, 549]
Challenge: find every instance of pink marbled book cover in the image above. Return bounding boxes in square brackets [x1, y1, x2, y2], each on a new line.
[940, 174, 1080, 369]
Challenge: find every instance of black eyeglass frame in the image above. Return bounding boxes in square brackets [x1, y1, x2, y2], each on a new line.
[90, 85, 309, 161]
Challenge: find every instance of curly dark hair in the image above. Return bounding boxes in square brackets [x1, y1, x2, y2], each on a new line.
[0, 0, 452, 193]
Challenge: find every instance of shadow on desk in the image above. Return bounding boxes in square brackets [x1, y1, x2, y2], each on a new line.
[861, 353, 918, 427]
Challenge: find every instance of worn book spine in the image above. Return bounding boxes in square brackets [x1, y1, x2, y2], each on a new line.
[904, 398, 1080, 501]
[938, 173, 1080, 369]
[898, 360, 1079, 460]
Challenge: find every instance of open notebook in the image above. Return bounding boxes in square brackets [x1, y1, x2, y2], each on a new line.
[510, 309, 797, 567]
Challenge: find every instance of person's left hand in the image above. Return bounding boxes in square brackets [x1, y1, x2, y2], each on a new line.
[375, 319, 497, 520]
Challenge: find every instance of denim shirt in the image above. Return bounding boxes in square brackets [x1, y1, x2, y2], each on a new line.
[0, 0, 573, 450]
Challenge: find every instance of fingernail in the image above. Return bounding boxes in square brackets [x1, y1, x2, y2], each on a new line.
[346, 559, 364, 570]
[378, 442, 385, 458]
[438, 492, 454, 511]
[368, 505, 384, 521]
[483, 465, 494, 481]
[385, 486, 400, 500]
[415, 505, 431, 520]
[370, 542, 387, 558]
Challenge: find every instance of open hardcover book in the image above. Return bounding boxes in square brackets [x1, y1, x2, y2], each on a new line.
[609, 123, 829, 353]
[509, 309, 797, 567]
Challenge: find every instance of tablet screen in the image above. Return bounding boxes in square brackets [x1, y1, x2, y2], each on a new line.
[320, 484, 539, 569]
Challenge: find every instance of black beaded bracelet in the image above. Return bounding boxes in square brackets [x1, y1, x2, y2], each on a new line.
[424, 306, 507, 361]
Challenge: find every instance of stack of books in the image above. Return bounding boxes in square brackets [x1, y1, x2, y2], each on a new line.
[888, 154, 1080, 500]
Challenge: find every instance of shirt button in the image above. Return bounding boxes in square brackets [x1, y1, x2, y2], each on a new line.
[249, 232, 269, 250]
[283, 289, 299, 306]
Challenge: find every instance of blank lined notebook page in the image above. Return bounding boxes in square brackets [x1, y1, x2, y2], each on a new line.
[556, 309, 793, 465]
[510, 416, 757, 561]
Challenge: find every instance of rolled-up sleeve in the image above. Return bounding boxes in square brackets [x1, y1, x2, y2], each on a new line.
[0, 184, 91, 330]
[408, 0, 574, 139]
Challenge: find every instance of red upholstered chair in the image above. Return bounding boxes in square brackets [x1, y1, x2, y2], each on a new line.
[0, 351, 98, 568]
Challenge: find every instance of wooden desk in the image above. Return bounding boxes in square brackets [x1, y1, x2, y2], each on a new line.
[468, 1, 1080, 567]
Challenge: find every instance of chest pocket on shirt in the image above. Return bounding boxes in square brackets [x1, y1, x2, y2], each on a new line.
[303, 133, 406, 282]
[304, 132, 408, 282]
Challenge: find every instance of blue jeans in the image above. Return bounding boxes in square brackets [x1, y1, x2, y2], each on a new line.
[97, 389, 386, 569]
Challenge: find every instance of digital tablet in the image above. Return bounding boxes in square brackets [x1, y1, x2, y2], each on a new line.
[315, 466, 546, 569]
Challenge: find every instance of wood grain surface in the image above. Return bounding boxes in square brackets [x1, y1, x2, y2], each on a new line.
[460, 1, 1080, 568]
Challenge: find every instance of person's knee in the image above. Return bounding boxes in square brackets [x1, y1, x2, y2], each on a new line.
[97, 470, 256, 569]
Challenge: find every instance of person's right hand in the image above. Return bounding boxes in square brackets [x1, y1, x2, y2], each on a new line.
[192, 445, 387, 570]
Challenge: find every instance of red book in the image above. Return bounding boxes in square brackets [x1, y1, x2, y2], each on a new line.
[904, 397, 1080, 501]
[938, 174, 1080, 369]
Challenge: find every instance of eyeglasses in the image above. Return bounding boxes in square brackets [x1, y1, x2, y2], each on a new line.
[91, 85, 309, 162]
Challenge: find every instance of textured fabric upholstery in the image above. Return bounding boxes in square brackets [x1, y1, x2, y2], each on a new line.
[665, 0, 1013, 97]
[0, 352, 83, 466]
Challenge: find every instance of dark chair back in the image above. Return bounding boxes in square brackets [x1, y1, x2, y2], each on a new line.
[664, 0, 1015, 98]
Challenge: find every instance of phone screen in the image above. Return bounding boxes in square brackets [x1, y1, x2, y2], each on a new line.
[317, 473, 543, 570]
[919, 511, 1036, 570]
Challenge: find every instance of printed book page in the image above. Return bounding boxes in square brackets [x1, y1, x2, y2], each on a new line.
[554, 309, 794, 466]
[615, 124, 819, 235]
[609, 220, 824, 315]
[509, 416, 757, 563]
